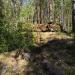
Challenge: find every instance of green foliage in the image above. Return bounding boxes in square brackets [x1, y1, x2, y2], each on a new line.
[0, 37, 8, 52]
[0, 0, 34, 52]
[0, 24, 34, 52]
[65, 67, 75, 75]
[20, 0, 34, 22]
[4, 23, 34, 51]
[17, 22, 34, 49]
[18, 22, 33, 31]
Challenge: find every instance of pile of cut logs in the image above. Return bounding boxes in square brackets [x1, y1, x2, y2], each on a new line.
[33, 22, 60, 32]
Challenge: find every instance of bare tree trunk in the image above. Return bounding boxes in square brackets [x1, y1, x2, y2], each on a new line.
[72, 0, 75, 32]
[60, 0, 66, 32]
[48, 0, 51, 22]
[51, 0, 55, 22]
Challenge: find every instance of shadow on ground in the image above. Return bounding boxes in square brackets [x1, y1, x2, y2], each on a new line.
[0, 38, 75, 75]
[26, 38, 75, 75]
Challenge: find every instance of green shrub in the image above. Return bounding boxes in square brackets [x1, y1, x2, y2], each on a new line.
[65, 67, 75, 75]
[0, 22, 34, 52]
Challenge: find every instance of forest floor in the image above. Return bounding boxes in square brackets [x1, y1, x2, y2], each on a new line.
[34, 32, 73, 44]
[0, 32, 75, 75]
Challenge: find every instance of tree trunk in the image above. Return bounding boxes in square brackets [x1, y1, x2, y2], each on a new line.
[72, 0, 75, 33]
[60, 0, 65, 32]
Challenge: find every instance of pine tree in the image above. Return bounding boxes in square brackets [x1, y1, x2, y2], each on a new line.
[72, 0, 75, 32]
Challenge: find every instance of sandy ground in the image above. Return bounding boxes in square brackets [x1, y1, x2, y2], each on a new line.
[0, 51, 28, 75]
